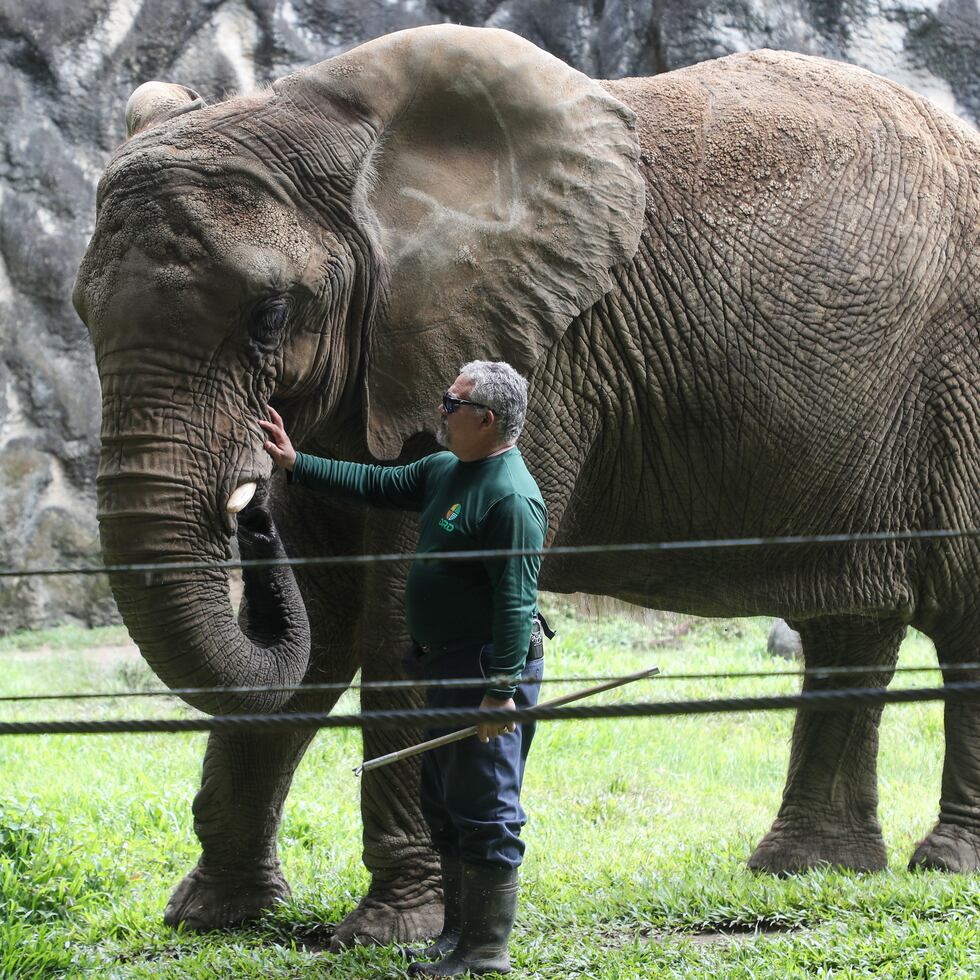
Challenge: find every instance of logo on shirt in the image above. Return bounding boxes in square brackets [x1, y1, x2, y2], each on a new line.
[439, 502, 462, 532]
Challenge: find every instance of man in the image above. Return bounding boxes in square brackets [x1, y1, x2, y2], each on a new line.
[260, 360, 548, 977]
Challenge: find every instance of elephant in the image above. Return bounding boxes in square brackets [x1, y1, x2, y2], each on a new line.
[72, 25, 980, 946]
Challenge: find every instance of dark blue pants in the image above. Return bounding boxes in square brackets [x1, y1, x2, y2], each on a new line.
[418, 643, 543, 869]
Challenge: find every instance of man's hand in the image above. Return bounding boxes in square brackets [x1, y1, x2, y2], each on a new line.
[477, 694, 517, 743]
[259, 406, 297, 471]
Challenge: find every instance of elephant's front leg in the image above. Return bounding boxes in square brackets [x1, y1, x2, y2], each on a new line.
[330, 557, 443, 950]
[165, 539, 359, 931]
[165, 726, 319, 929]
[748, 615, 904, 873]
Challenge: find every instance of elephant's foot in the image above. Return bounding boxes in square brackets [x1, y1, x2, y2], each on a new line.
[330, 870, 443, 951]
[748, 817, 887, 873]
[909, 822, 980, 872]
[163, 858, 291, 931]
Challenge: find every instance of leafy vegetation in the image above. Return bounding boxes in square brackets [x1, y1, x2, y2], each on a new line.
[0, 607, 976, 977]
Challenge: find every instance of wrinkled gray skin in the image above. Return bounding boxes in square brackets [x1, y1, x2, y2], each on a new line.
[73, 26, 980, 946]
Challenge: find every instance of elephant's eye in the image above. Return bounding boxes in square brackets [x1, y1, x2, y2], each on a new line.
[249, 296, 290, 352]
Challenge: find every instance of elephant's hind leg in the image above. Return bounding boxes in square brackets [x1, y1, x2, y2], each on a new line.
[164, 724, 320, 930]
[748, 615, 904, 874]
[909, 621, 980, 872]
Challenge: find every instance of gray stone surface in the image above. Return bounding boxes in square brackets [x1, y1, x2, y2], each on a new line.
[0, 0, 977, 631]
[767, 618, 803, 660]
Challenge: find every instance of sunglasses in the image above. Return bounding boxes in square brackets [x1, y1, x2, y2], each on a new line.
[442, 392, 490, 415]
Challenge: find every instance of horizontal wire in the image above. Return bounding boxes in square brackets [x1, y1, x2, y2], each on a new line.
[1, 526, 977, 579]
[2, 660, 979, 705]
[0, 680, 977, 737]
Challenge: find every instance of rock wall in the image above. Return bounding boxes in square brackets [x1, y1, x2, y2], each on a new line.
[0, 0, 977, 632]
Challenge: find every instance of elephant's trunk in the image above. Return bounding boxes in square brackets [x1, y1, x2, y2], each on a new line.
[100, 515, 310, 716]
[96, 384, 311, 715]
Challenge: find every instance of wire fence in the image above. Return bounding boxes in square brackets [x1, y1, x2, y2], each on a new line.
[3, 660, 980, 704]
[0, 680, 978, 738]
[2, 526, 978, 579]
[1, 525, 978, 737]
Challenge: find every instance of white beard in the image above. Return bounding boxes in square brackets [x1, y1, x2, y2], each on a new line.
[435, 421, 449, 448]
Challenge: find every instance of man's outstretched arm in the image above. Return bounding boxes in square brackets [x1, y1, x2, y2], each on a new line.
[259, 405, 428, 510]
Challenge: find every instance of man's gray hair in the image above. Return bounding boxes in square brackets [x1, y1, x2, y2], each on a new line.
[460, 360, 528, 443]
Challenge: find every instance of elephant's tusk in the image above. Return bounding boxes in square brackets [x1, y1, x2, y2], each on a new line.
[226, 482, 257, 514]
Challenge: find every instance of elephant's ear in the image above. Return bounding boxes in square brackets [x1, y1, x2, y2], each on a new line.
[126, 82, 206, 137]
[276, 25, 645, 459]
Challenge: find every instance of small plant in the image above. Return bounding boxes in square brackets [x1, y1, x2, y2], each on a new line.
[114, 658, 161, 693]
[0, 800, 44, 865]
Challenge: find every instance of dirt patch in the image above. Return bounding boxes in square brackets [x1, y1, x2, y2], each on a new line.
[687, 924, 805, 945]
[288, 924, 336, 953]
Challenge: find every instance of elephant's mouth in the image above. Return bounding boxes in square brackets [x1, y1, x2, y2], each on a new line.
[232, 489, 306, 657]
[235, 488, 276, 548]
[231, 478, 286, 565]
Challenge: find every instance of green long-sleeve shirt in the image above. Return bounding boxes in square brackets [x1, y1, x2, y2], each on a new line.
[290, 447, 547, 698]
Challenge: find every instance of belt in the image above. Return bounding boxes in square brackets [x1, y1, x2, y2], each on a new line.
[417, 617, 551, 660]
[416, 645, 545, 659]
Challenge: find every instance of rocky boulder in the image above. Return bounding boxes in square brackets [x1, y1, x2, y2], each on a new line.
[1, 0, 977, 631]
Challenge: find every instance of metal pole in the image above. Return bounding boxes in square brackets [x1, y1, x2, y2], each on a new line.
[353, 664, 659, 776]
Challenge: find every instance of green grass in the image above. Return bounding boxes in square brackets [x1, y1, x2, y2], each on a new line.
[0, 624, 130, 654]
[0, 607, 976, 977]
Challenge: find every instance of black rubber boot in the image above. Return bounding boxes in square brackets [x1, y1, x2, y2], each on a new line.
[409, 863, 518, 977]
[417, 852, 462, 961]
